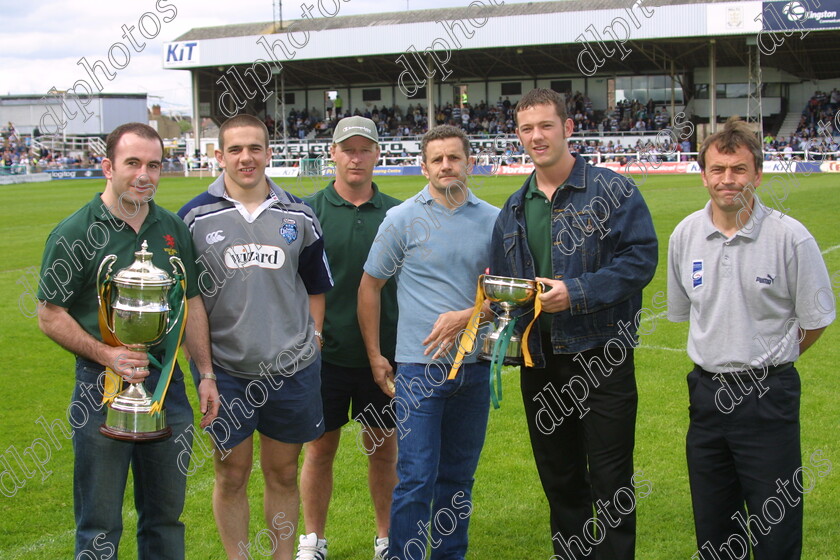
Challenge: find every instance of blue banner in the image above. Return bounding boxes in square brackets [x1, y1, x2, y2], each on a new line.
[762, 0, 840, 31]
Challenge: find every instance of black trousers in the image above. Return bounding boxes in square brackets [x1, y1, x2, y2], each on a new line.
[686, 365, 803, 560]
[522, 346, 638, 560]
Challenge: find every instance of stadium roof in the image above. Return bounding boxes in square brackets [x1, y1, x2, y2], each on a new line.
[167, 0, 840, 82]
[175, 0, 723, 40]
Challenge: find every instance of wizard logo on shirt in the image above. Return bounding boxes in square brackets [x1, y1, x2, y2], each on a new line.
[691, 260, 703, 289]
[280, 218, 298, 245]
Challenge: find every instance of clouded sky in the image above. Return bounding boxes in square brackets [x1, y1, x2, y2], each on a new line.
[0, 0, 534, 114]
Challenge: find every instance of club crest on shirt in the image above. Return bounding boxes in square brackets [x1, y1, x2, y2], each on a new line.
[163, 234, 178, 256]
[280, 218, 298, 245]
[692, 259, 703, 289]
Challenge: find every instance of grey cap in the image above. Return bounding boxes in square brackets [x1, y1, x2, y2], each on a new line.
[333, 116, 379, 144]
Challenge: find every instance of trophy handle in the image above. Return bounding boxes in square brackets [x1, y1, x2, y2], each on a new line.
[97, 254, 118, 334]
[164, 256, 188, 335]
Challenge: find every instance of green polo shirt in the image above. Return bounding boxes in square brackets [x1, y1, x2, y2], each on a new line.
[524, 173, 560, 332]
[306, 181, 401, 367]
[38, 194, 200, 346]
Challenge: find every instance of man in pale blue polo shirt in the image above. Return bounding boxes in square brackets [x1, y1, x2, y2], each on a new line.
[358, 125, 498, 560]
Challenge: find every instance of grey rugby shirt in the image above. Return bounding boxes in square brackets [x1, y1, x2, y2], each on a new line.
[179, 174, 333, 378]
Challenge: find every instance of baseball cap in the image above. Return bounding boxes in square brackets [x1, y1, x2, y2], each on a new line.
[333, 116, 379, 144]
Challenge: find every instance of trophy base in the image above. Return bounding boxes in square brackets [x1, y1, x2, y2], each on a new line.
[100, 398, 171, 442]
[480, 335, 524, 366]
[100, 424, 172, 442]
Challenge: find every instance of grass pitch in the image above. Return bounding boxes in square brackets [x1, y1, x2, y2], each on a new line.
[0, 171, 838, 559]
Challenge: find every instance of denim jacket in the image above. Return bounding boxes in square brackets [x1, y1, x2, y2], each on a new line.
[490, 154, 658, 366]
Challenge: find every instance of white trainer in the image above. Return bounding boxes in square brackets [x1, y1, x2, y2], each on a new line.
[373, 536, 389, 560]
[295, 532, 328, 560]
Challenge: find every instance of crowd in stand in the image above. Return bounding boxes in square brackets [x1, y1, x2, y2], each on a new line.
[261, 92, 676, 142]
[761, 89, 840, 159]
[1, 122, 30, 172]
[1, 123, 103, 172]
[5, 90, 837, 173]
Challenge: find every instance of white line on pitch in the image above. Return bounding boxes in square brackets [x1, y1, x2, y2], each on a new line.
[639, 310, 668, 323]
[638, 344, 685, 352]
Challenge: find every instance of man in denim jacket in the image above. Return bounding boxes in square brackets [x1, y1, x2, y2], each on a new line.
[490, 89, 657, 559]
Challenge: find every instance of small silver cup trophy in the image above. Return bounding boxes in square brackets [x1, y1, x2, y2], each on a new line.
[97, 241, 186, 441]
[478, 274, 541, 366]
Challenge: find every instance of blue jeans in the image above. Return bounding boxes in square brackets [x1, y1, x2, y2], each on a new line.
[72, 358, 194, 560]
[388, 361, 490, 560]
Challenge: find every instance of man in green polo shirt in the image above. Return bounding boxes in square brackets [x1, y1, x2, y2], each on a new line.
[299, 116, 400, 560]
[36, 122, 219, 559]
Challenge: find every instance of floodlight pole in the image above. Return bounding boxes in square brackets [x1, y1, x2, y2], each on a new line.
[670, 60, 676, 128]
[191, 70, 200, 153]
[427, 54, 435, 133]
[746, 37, 764, 139]
[709, 39, 717, 134]
[282, 72, 288, 159]
[274, 0, 283, 30]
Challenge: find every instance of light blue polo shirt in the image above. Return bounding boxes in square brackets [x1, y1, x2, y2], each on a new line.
[364, 185, 499, 364]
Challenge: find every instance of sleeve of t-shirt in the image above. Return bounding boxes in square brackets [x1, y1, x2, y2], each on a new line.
[363, 211, 405, 280]
[791, 236, 835, 330]
[37, 230, 85, 308]
[667, 227, 690, 322]
[298, 210, 333, 295]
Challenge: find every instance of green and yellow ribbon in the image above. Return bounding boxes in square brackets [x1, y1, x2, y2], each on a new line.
[448, 275, 487, 380]
[488, 317, 517, 408]
[520, 282, 544, 368]
[147, 274, 188, 415]
[97, 275, 122, 404]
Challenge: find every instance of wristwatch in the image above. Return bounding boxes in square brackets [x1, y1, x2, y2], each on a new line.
[199, 372, 217, 381]
[314, 330, 324, 345]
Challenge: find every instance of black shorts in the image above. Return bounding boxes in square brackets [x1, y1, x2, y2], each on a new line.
[320, 360, 395, 431]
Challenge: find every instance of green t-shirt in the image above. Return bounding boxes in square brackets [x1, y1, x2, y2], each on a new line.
[306, 182, 401, 367]
[37, 194, 200, 350]
[524, 173, 561, 333]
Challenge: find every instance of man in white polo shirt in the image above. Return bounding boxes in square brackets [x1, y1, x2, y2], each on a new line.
[667, 117, 835, 560]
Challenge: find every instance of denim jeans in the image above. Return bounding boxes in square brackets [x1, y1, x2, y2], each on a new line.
[387, 361, 490, 560]
[72, 358, 194, 560]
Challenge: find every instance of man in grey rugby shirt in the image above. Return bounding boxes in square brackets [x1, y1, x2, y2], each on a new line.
[179, 114, 333, 560]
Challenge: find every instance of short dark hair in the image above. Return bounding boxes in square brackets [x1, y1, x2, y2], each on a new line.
[515, 88, 567, 124]
[218, 114, 270, 150]
[105, 123, 163, 161]
[420, 125, 471, 162]
[697, 117, 763, 173]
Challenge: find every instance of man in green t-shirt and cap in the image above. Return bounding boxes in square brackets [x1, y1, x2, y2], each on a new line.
[299, 116, 400, 560]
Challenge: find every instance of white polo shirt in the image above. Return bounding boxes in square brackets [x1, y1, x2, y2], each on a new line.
[667, 196, 835, 373]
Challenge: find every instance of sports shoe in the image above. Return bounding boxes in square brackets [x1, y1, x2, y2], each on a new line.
[295, 532, 328, 560]
[373, 536, 389, 560]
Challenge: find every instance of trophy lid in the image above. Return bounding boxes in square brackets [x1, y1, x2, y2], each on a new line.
[113, 240, 174, 288]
